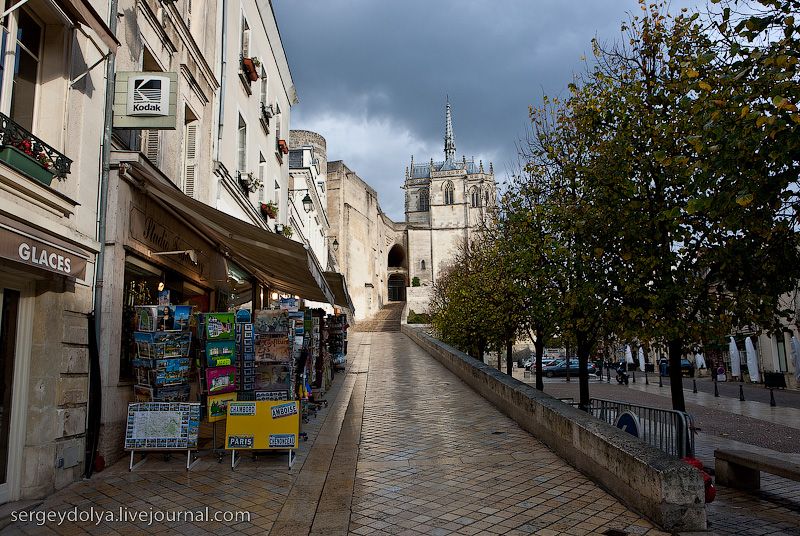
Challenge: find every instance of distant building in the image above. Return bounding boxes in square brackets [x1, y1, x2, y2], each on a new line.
[403, 98, 496, 288]
[324, 99, 496, 320]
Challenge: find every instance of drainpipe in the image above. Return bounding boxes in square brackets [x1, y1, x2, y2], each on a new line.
[86, 0, 118, 478]
[216, 0, 227, 162]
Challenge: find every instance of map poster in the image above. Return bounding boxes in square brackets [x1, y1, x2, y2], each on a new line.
[124, 402, 201, 450]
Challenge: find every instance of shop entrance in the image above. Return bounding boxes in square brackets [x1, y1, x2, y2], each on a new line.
[0, 288, 20, 504]
[388, 274, 406, 302]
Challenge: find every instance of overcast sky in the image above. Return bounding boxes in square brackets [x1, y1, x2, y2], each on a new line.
[274, 0, 700, 221]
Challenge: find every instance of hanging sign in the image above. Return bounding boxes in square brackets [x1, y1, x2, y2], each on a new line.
[113, 72, 178, 129]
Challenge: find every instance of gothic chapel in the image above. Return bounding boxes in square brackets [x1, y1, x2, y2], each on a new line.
[402, 98, 497, 287]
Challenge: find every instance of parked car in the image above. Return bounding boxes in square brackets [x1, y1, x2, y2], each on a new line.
[659, 358, 695, 377]
[542, 359, 597, 377]
[524, 357, 560, 371]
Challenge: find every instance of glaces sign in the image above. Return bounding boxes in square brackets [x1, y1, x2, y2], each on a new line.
[127, 75, 170, 116]
[0, 219, 88, 279]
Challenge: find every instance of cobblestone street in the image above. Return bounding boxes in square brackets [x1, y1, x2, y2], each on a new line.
[2, 332, 672, 536]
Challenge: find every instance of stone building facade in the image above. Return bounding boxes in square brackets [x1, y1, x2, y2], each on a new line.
[0, 0, 116, 503]
[324, 100, 495, 320]
[403, 99, 495, 287]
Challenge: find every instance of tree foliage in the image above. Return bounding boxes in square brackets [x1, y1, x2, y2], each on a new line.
[429, 0, 800, 412]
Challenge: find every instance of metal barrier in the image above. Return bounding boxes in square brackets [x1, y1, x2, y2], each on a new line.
[582, 398, 695, 458]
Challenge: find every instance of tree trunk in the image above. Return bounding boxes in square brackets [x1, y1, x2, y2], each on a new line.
[477, 339, 486, 363]
[506, 339, 513, 376]
[534, 327, 545, 391]
[577, 332, 591, 411]
[497, 346, 501, 370]
[565, 341, 571, 382]
[668, 338, 686, 412]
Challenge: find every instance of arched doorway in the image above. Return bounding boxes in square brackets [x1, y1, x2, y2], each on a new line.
[388, 274, 406, 302]
[388, 244, 406, 268]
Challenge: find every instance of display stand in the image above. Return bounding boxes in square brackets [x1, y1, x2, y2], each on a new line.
[225, 400, 301, 471]
[230, 447, 295, 470]
[129, 449, 200, 471]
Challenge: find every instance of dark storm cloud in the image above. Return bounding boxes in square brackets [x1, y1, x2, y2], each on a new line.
[273, 0, 699, 220]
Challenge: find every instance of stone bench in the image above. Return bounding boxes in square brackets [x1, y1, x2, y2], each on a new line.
[714, 449, 800, 490]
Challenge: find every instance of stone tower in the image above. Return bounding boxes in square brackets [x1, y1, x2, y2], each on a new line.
[403, 98, 496, 284]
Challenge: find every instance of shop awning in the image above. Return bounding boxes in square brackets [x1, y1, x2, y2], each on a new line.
[324, 271, 355, 313]
[57, 0, 120, 52]
[114, 152, 335, 304]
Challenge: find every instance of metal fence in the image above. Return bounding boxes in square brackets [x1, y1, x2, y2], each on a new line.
[581, 398, 695, 458]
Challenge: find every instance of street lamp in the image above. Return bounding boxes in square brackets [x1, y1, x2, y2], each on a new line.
[301, 192, 313, 213]
[332, 238, 339, 252]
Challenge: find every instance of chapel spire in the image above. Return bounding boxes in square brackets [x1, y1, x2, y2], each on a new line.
[444, 96, 456, 161]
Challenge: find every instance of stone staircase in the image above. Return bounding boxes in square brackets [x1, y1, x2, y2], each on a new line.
[353, 302, 404, 332]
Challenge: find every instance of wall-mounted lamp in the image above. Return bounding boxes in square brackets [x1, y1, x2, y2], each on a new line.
[332, 239, 339, 252]
[152, 249, 198, 265]
[301, 192, 313, 213]
[275, 223, 284, 234]
[289, 188, 313, 213]
[271, 292, 279, 300]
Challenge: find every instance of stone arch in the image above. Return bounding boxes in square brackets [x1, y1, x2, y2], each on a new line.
[388, 244, 406, 268]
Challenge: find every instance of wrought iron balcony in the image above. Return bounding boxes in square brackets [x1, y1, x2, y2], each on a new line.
[0, 112, 72, 184]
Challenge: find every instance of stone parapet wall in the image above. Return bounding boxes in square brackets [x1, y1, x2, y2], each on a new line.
[401, 324, 707, 532]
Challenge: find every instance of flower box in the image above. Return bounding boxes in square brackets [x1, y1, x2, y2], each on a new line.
[0, 145, 56, 186]
[242, 57, 259, 82]
[277, 139, 289, 154]
[260, 203, 278, 219]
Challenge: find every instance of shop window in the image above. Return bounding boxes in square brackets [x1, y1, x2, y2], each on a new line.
[444, 181, 454, 205]
[119, 259, 210, 381]
[221, 261, 253, 312]
[418, 188, 429, 211]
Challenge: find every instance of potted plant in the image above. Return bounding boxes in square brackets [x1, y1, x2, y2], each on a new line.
[260, 201, 278, 219]
[282, 226, 293, 239]
[241, 56, 259, 82]
[0, 141, 58, 186]
[277, 139, 289, 154]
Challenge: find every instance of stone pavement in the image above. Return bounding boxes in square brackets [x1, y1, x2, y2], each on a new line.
[2, 331, 674, 536]
[537, 372, 800, 535]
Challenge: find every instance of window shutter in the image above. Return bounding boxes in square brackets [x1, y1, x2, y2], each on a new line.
[183, 124, 197, 198]
[241, 26, 250, 57]
[143, 130, 160, 165]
